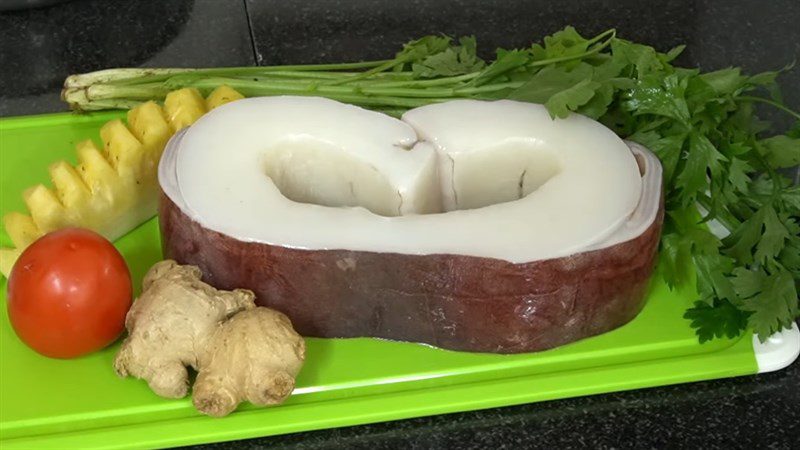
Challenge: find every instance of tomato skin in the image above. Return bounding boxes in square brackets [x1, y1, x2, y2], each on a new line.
[7, 228, 132, 358]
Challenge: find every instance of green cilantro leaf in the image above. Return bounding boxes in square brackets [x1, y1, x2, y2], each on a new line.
[735, 268, 799, 341]
[575, 59, 627, 119]
[779, 239, 800, 277]
[782, 186, 800, 211]
[508, 63, 606, 118]
[754, 205, 790, 263]
[745, 63, 794, 102]
[660, 45, 686, 64]
[471, 49, 530, 86]
[658, 231, 694, 289]
[731, 267, 768, 298]
[758, 135, 800, 169]
[724, 207, 765, 264]
[509, 64, 589, 102]
[700, 68, 748, 95]
[629, 130, 687, 184]
[611, 39, 665, 78]
[694, 252, 738, 304]
[545, 78, 601, 118]
[624, 73, 691, 124]
[675, 132, 727, 205]
[531, 26, 591, 62]
[396, 35, 453, 64]
[685, 75, 719, 115]
[727, 157, 754, 194]
[576, 82, 614, 119]
[684, 299, 749, 343]
[412, 36, 485, 78]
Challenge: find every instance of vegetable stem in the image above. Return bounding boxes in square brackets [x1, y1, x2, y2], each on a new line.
[737, 95, 800, 121]
[697, 194, 741, 231]
[323, 58, 408, 86]
[64, 60, 394, 88]
[529, 29, 616, 67]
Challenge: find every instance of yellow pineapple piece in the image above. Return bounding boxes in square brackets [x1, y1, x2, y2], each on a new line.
[3, 212, 42, 248]
[0, 87, 243, 277]
[101, 119, 146, 182]
[127, 101, 172, 184]
[24, 185, 67, 233]
[0, 248, 22, 277]
[164, 88, 207, 131]
[206, 85, 244, 110]
[128, 101, 171, 150]
[73, 139, 137, 235]
[76, 139, 124, 199]
[49, 161, 91, 209]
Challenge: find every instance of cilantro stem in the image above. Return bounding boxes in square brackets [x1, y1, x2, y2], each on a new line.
[242, 60, 393, 72]
[586, 28, 617, 46]
[697, 194, 741, 231]
[362, 72, 479, 88]
[324, 58, 410, 86]
[455, 82, 525, 95]
[171, 77, 423, 98]
[249, 71, 413, 80]
[157, 75, 523, 101]
[737, 95, 800, 121]
[529, 29, 616, 67]
[167, 77, 443, 107]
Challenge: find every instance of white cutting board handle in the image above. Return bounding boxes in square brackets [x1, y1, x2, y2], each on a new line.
[754, 322, 800, 373]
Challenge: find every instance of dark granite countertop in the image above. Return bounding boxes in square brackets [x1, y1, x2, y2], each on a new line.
[1, 0, 798, 448]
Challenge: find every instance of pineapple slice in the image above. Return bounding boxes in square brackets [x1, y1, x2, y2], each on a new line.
[0, 248, 22, 278]
[206, 85, 245, 110]
[0, 86, 243, 278]
[164, 88, 207, 131]
[127, 101, 172, 188]
[50, 160, 91, 209]
[74, 139, 140, 238]
[75, 139, 126, 207]
[4, 212, 41, 248]
[127, 101, 171, 149]
[24, 185, 68, 233]
[101, 119, 147, 182]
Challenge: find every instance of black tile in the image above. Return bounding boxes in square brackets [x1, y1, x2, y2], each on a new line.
[0, 0, 254, 116]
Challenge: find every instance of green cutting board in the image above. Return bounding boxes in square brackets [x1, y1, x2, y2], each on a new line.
[0, 112, 759, 449]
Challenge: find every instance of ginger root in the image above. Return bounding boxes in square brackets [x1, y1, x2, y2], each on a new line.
[114, 260, 305, 416]
[193, 308, 305, 416]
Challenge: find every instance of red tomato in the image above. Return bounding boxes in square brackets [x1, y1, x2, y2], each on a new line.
[7, 228, 132, 358]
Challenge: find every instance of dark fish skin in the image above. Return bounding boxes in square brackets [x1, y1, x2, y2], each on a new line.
[159, 187, 663, 354]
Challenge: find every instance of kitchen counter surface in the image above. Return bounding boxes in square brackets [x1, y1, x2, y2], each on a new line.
[1, 1, 798, 448]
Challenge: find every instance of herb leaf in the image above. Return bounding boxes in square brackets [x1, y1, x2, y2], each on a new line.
[412, 37, 485, 78]
[684, 299, 750, 343]
[675, 132, 727, 206]
[758, 136, 800, 169]
[735, 268, 798, 341]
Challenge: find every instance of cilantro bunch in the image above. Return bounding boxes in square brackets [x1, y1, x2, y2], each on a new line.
[63, 27, 799, 342]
